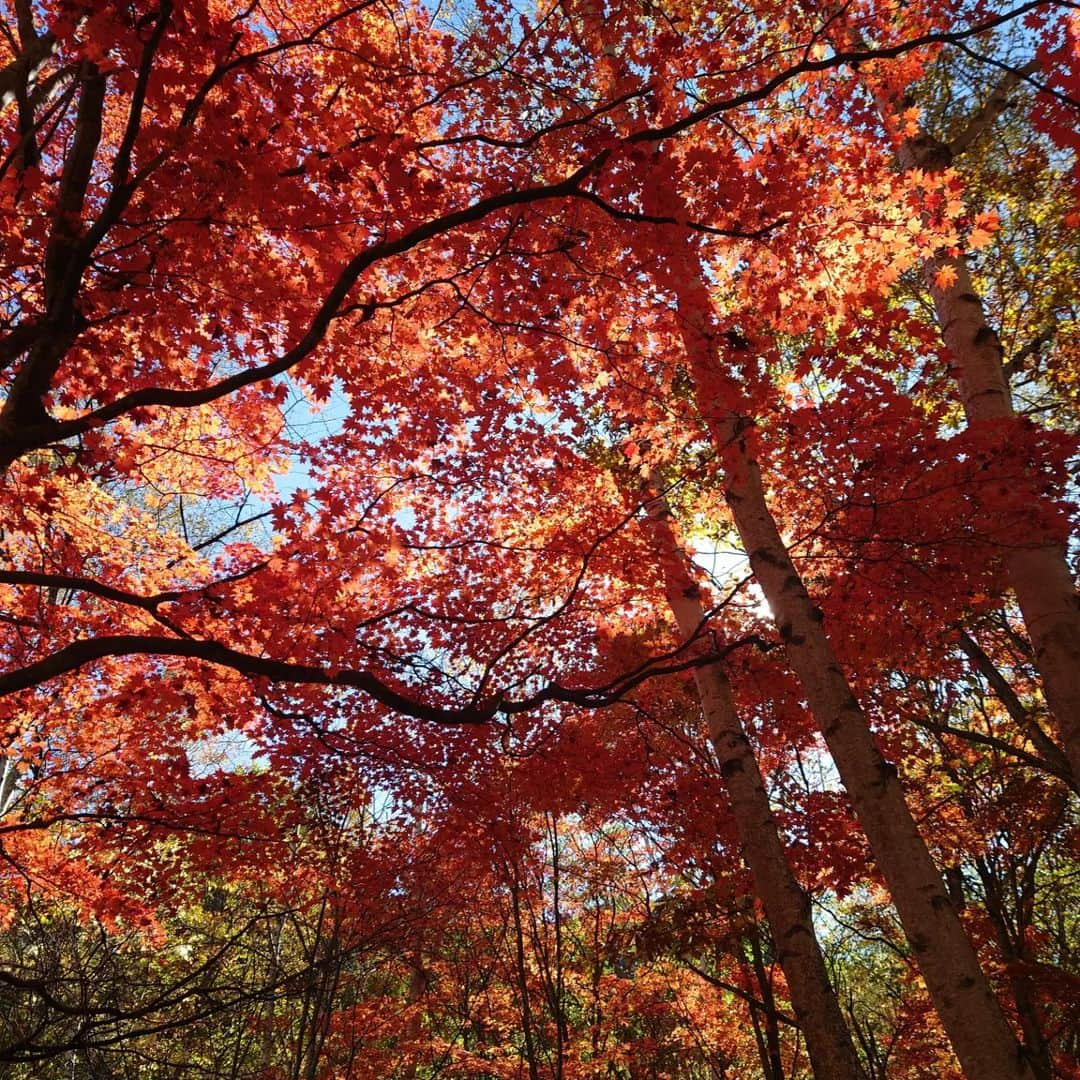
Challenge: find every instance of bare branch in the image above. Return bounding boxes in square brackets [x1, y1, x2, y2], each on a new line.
[947, 59, 1039, 158]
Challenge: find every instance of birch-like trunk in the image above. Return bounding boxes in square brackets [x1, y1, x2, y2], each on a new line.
[639, 487, 865, 1080]
[0, 756, 18, 817]
[661, 252, 1035, 1080]
[881, 57, 1080, 787]
[919, 244, 1080, 786]
[839, 32, 1080, 781]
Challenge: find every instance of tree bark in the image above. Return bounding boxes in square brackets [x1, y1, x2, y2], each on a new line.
[639, 485, 865, 1080]
[836, 27, 1080, 783]
[975, 857, 1054, 1080]
[749, 929, 789, 1080]
[658, 244, 1035, 1080]
[401, 954, 430, 1080]
[868, 52, 1080, 796]
[919, 245, 1080, 786]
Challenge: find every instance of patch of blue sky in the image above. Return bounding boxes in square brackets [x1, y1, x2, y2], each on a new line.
[271, 375, 352, 502]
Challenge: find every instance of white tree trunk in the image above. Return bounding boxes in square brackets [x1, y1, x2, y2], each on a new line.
[639, 486, 865, 1080]
[660, 248, 1036, 1080]
[921, 248, 1080, 785]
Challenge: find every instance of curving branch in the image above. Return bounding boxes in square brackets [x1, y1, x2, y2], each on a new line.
[0, 151, 613, 467]
[947, 58, 1040, 158]
[0, 618, 772, 727]
[0, 0, 1060, 469]
[957, 630, 1075, 789]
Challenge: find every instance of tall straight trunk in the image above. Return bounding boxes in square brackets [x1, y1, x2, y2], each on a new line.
[835, 29, 1080, 780]
[655, 241, 1035, 1080]
[879, 56, 1080, 786]
[748, 929, 788, 1080]
[541, 813, 568, 1080]
[638, 485, 865, 1080]
[508, 863, 542, 1080]
[975, 860, 1054, 1080]
[401, 955, 430, 1080]
[0, 755, 18, 816]
[919, 242, 1080, 785]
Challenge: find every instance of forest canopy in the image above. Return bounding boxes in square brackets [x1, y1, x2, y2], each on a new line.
[0, 0, 1078, 1077]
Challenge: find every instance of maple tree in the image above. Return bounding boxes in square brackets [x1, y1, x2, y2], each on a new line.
[0, 0, 1078, 1077]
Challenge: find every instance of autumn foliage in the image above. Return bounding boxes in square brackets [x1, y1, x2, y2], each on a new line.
[0, 0, 1078, 1077]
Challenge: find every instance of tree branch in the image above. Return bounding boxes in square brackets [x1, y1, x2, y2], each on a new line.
[956, 630, 1075, 787]
[0, 152, 613, 466]
[947, 59, 1040, 158]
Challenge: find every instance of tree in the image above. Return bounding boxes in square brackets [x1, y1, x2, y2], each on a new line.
[0, 1, 1077, 1077]
[635, 477, 863, 1080]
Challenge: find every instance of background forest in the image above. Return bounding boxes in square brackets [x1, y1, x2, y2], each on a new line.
[0, 0, 1077, 1077]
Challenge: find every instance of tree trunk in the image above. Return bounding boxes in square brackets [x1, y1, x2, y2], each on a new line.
[659, 246, 1035, 1080]
[401, 954, 430, 1080]
[867, 52, 1080, 791]
[975, 858, 1054, 1080]
[837, 27, 1080, 784]
[508, 863, 542, 1080]
[920, 247, 1080, 785]
[749, 929, 789, 1080]
[638, 484, 865, 1080]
